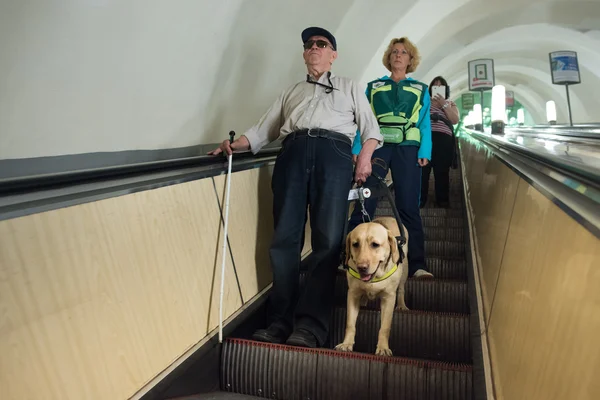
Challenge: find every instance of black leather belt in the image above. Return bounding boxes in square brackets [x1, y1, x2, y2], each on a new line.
[284, 128, 352, 147]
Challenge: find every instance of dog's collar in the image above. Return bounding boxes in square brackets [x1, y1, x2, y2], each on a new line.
[347, 263, 398, 283]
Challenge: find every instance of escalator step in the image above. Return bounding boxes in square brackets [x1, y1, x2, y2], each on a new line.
[420, 208, 463, 218]
[424, 257, 467, 280]
[221, 339, 472, 400]
[222, 338, 317, 399]
[330, 308, 471, 363]
[421, 216, 464, 228]
[405, 279, 469, 314]
[333, 276, 469, 314]
[316, 350, 373, 400]
[371, 208, 464, 228]
[425, 240, 465, 258]
[172, 393, 264, 399]
[424, 227, 464, 242]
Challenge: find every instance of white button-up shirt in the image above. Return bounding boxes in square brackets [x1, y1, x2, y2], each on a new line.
[243, 72, 383, 154]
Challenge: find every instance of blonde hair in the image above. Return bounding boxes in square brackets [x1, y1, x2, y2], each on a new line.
[382, 37, 421, 73]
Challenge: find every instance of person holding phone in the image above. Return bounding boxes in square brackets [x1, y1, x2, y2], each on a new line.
[420, 76, 460, 208]
[349, 37, 433, 279]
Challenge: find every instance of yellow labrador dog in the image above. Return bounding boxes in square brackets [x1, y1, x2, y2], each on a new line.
[335, 216, 409, 356]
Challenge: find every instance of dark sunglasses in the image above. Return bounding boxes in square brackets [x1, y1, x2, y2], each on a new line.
[303, 40, 332, 50]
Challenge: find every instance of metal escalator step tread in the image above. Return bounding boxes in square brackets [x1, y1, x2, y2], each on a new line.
[375, 207, 463, 219]
[426, 257, 467, 280]
[370, 207, 465, 227]
[419, 208, 463, 218]
[221, 338, 473, 400]
[171, 393, 264, 399]
[424, 227, 464, 242]
[333, 276, 469, 314]
[421, 216, 464, 228]
[330, 308, 471, 363]
[425, 240, 465, 258]
[405, 279, 469, 314]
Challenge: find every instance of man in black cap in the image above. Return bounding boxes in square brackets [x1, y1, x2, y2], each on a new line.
[210, 27, 383, 348]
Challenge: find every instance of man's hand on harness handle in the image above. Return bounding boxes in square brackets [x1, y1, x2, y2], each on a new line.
[208, 134, 251, 156]
[354, 138, 379, 184]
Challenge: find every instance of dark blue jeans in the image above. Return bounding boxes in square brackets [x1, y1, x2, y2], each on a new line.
[268, 134, 353, 346]
[348, 144, 427, 276]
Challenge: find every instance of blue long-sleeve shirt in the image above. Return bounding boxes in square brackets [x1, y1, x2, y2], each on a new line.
[351, 76, 432, 161]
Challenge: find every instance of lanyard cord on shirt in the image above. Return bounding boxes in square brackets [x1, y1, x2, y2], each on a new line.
[306, 71, 336, 93]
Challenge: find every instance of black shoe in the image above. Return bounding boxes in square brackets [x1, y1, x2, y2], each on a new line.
[251, 325, 289, 344]
[285, 328, 318, 348]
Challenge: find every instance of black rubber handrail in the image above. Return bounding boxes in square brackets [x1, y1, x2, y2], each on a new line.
[461, 128, 600, 237]
[0, 146, 281, 196]
[514, 126, 600, 139]
[463, 129, 600, 189]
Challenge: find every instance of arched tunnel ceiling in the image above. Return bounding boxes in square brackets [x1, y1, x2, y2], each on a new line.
[358, 0, 600, 124]
[2, 0, 600, 159]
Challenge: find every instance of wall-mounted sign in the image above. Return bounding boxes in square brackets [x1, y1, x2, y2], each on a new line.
[505, 91, 514, 107]
[549, 51, 581, 85]
[468, 59, 495, 91]
[461, 93, 475, 110]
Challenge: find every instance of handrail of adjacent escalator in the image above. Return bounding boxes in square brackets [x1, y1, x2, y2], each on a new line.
[514, 125, 600, 139]
[0, 145, 282, 195]
[464, 128, 600, 188]
[0, 144, 281, 221]
[461, 128, 600, 237]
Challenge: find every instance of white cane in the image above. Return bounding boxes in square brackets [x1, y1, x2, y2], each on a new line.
[219, 130, 236, 343]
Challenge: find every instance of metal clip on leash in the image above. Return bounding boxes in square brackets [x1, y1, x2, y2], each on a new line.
[358, 186, 372, 223]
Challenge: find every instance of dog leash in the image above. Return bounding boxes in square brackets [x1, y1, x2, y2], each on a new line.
[339, 169, 407, 269]
[370, 171, 407, 262]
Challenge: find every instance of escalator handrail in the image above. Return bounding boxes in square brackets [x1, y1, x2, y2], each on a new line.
[513, 126, 600, 139]
[0, 145, 281, 221]
[0, 145, 282, 195]
[461, 128, 600, 238]
[463, 128, 600, 188]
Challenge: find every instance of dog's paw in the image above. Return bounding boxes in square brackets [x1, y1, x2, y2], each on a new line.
[335, 343, 354, 352]
[375, 346, 393, 357]
[395, 304, 409, 311]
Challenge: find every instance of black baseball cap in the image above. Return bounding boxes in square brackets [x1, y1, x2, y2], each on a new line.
[301, 27, 337, 50]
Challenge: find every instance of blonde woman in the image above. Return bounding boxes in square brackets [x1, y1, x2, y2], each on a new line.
[349, 37, 433, 279]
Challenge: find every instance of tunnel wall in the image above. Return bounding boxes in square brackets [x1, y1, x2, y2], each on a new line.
[3, 0, 599, 163]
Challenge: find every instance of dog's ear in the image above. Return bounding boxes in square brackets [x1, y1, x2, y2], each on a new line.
[387, 231, 400, 264]
[345, 232, 353, 266]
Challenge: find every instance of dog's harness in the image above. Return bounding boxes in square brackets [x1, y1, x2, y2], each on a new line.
[347, 263, 399, 283]
[340, 170, 407, 272]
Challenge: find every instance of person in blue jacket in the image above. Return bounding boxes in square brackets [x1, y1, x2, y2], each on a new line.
[348, 37, 433, 279]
